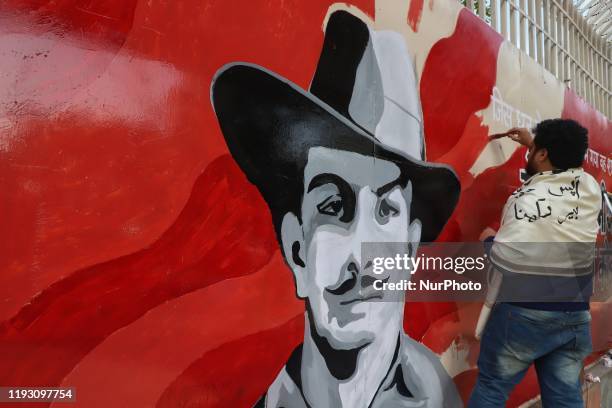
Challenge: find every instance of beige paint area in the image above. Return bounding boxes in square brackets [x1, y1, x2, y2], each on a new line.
[471, 41, 566, 177]
[324, 0, 463, 80]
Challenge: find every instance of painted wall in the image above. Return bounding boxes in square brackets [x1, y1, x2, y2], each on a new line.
[0, 0, 609, 407]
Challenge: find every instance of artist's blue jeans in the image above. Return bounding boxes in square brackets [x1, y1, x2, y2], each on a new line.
[468, 303, 592, 408]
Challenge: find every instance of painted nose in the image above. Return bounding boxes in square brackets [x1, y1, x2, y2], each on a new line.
[327, 189, 379, 296]
[344, 188, 375, 267]
[360, 271, 380, 289]
[327, 260, 358, 295]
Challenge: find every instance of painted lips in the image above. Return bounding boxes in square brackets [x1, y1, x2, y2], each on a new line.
[338, 276, 388, 305]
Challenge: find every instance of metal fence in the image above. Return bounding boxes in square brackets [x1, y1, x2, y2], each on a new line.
[461, 0, 611, 118]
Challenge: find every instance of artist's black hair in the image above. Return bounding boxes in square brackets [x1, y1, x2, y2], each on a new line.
[532, 119, 588, 170]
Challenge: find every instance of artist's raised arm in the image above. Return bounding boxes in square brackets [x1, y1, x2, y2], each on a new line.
[489, 127, 534, 148]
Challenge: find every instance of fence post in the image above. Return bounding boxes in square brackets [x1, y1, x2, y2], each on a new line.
[501, 0, 509, 41]
[492, 0, 500, 32]
[528, 0, 536, 59]
[543, 0, 551, 71]
[511, 0, 518, 47]
[536, 0, 544, 65]
[552, 1, 559, 75]
[520, 0, 528, 52]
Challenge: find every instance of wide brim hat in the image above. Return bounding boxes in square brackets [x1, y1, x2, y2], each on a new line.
[211, 10, 460, 242]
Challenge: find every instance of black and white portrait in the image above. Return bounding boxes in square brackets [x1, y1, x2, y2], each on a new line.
[211, 10, 462, 408]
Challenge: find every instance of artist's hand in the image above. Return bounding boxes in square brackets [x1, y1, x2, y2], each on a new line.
[489, 127, 533, 147]
[478, 227, 497, 242]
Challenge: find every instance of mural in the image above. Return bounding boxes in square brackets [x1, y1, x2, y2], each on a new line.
[211, 10, 461, 407]
[0, 1, 609, 408]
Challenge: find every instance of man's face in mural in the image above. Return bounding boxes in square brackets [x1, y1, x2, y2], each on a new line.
[281, 147, 422, 350]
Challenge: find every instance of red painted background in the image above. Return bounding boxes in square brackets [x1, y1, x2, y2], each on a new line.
[0, 1, 609, 407]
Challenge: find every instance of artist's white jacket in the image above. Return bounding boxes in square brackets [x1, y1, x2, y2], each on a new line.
[491, 168, 601, 277]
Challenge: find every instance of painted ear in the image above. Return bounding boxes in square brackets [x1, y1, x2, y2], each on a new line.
[291, 241, 305, 267]
[402, 180, 421, 255]
[407, 218, 422, 257]
[280, 212, 308, 298]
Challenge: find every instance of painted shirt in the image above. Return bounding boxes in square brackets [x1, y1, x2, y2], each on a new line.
[254, 334, 463, 408]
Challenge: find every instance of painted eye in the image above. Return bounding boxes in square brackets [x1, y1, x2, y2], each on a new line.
[378, 198, 399, 219]
[317, 195, 343, 217]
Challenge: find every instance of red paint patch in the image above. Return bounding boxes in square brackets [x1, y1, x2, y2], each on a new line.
[0, 155, 277, 389]
[451, 147, 527, 241]
[404, 302, 457, 341]
[156, 316, 304, 408]
[421, 9, 503, 162]
[407, 0, 425, 32]
[1, 0, 138, 46]
[59, 255, 302, 408]
[436, 113, 491, 189]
